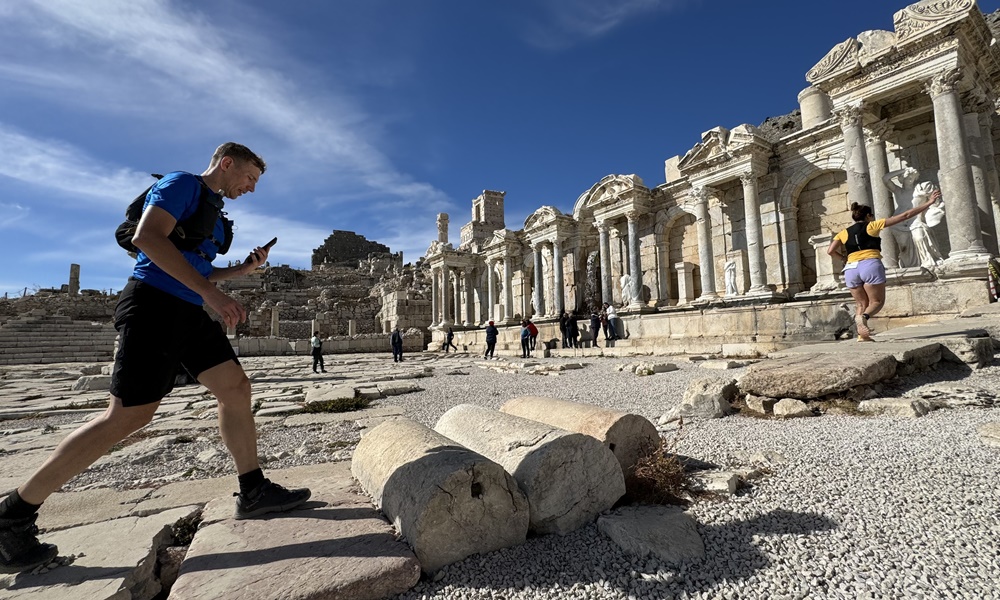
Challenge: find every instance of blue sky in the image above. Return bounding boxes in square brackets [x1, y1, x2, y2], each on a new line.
[2, 0, 998, 296]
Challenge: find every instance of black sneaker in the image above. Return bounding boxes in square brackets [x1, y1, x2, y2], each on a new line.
[0, 514, 59, 574]
[233, 479, 311, 520]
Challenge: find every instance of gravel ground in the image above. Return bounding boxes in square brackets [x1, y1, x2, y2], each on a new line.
[8, 353, 1000, 599]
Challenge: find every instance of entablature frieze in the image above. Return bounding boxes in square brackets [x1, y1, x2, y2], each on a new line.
[591, 198, 651, 226]
[685, 153, 770, 189]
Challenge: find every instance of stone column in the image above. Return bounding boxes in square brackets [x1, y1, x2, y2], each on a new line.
[431, 267, 439, 326]
[777, 206, 803, 293]
[464, 269, 474, 326]
[441, 266, 453, 327]
[979, 109, 1000, 251]
[453, 269, 463, 326]
[691, 187, 718, 299]
[864, 120, 900, 268]
[270, 306, 280, 337]
[68, 264, 80, 295]
[487, 259, 497, 323]
[926, 68, 988, 260]
[834, 102, 874, 209]
[597, 220, 613, 304]
[436, 213, 449, 244]
[503, 254, 513, 322]
[965, 108, 998, 255]
[739, 172, 769, 294]
[552, 239, 564, 316]
[625, 211, 644, 309]
[532, 242, 544, 318]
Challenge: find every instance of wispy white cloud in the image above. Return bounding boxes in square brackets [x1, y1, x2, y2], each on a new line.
[0, 203, 30, 229]
[518, 0, 685, 50]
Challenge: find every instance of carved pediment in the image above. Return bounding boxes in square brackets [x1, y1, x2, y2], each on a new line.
[424, 240, 453, 257]
[727, 124, 767, 151]
[484, 228, 517, 249]
[893, 0, 975, 42]
[678, 127, 730, 171]
[857, 29, 897, 67]
[806, 38, 861, 84]
[572, 174, 647, 219]
[523, 206, 563, 231]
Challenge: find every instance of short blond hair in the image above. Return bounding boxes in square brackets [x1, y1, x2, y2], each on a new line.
[211, 142, 266, 173]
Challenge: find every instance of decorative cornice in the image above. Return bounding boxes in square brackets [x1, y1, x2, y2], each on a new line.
[924, 67, 961, 99]
[625, 210, 641, 222]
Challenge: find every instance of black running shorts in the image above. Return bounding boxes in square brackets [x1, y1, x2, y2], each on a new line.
[110, 278, 238, 407]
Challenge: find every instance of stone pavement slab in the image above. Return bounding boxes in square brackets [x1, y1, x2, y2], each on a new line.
[170, 461, 420, 600]
[769, 339, 942, 375]
[0, 448, 54, 495]
[0, 505, 200, 600]
[38, 487, 152, 531]
[741, 352, 897, 400]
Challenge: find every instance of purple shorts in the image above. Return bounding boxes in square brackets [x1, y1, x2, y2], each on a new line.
[844, 258, 886, 289]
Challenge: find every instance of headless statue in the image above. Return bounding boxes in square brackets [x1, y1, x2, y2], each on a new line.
[724, 260, 739, 296]
[620, 273, 632, 306]
[882, 167, 945, 268]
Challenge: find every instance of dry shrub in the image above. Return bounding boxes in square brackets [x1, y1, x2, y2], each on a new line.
[623, 418, 689, 506]
[301, 396, 371, 414]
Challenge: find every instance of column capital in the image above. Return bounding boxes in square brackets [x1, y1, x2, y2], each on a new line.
[625, 210, 641, 222]
[924, 67, 961, 100]
[863, 120, 893, 146]
[739, 171, 759, 188]
[833, 102, 863, 129]
[691, 185, 714, 205]
[595, 220, 609, 233]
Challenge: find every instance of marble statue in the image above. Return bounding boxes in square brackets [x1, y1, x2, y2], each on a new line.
[724, 259, 739, 296]
[882, 167, 945, 268]
[620, 274, 632, 306]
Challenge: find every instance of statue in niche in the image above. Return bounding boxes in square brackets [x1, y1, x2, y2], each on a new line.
[620, 274, 632, 306]
[724, 259, 739, 296]
[882, 167, 946, 268]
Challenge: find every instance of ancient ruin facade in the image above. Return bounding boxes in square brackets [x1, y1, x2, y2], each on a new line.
[424, 0, 1000, 352]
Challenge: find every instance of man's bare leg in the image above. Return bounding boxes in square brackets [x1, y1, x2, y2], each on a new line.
[18, 398, 160, 504]
[197, 360, 259, 475]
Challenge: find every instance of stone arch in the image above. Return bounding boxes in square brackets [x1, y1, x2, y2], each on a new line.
[651, 206, 693, 305]
[792, 167, 851, 291]
[778, 155, 845, 211]
[571, 174, 645, 222]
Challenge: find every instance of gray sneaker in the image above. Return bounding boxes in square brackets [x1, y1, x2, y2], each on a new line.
[233, 480, 311, 520]
[0, 514, 59, 574]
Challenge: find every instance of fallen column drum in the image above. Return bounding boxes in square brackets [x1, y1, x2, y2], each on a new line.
[500, 396, 660, 474]
[435, 404, 625, 536]
[351, 417, 529, 573]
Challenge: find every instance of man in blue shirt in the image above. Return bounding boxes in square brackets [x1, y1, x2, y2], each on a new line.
[0, 143, 310, 574]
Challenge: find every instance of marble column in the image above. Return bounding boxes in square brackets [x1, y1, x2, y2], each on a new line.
[864, 120, 900, 268]
[441, 266, 452, 327]
[835, 102, 874, 209]
[454, 269, 463, 326]
[777, 206, 803, 293]
[486, 260, 497, 323]
[965, 108, 998, 255]
[464, 269, 474, 326]
[431, 267, 439, 326]
[691, 187, 718, 299]
[503, 255, 513, 322]
[625, 211, 644, 308]
[739, 172, 769, 293]
[597, 220, 613, 304]
[552, 239, 565, 316]
[979, 109, 1000, 253]
[926, 68, 988, 260]
[532, 243, 545, 318]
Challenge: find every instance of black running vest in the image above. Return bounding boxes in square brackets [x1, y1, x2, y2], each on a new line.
[845, 221, 882, 255]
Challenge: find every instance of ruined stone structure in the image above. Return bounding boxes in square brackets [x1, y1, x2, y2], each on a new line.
[424, 0, 1000, 355]
[312, 230, 402, 272]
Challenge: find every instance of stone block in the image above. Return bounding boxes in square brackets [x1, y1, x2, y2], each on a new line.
[500, 396, 660, 475]
[71, 374, 111, 392]
[675, 377, 737, 419]
[597, 506, 704, 565]
[772, 398, 814, 418]
[435, 404, 625, 536]
[858, 398, 931, 418]
[741, 352, 897, 399]
[745, 395, 778, 415]
[977, 422, 1000, 448]
[352, 418, 528, 573]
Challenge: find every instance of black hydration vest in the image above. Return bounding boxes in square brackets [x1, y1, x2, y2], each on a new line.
[116, 174, 233, 259]
[845, 221, 881, 255]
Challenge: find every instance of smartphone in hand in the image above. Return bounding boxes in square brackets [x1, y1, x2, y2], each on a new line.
[247, 237, 278, 264]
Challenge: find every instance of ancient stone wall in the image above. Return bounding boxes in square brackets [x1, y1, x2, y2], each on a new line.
[311, 230, 391, 269]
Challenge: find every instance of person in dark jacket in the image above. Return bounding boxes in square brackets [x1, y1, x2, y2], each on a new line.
[567, 317, 579, 348]
[589, 311, 601, 348]
[559, 312, 570, 348]
[520, 320, 531, 358]
[443, 327, 458, 353]
[484, 320, 498, 359]
[390, 326, 404, 362]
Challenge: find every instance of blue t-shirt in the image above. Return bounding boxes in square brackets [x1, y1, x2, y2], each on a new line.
[132, 171, 225, 306]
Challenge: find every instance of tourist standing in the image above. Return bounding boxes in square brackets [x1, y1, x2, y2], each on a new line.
[827, 191, 941, 341]
[520, 320, 532, 358]
[604, 302, 620, 341]
[559, 312, 570, 348]
[443, 327, 458, 353]
[567, 316, 579, 349]
[589, 311, 601, 348]
[527, 319, 539, 351]
[484, 320, 498, 359]
[390, 326, 404, 363]
[0, 143, 311, 574]
[311, 331, 326, 373]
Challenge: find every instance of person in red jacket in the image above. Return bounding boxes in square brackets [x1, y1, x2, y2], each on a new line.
[526, 319, 539, 351]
